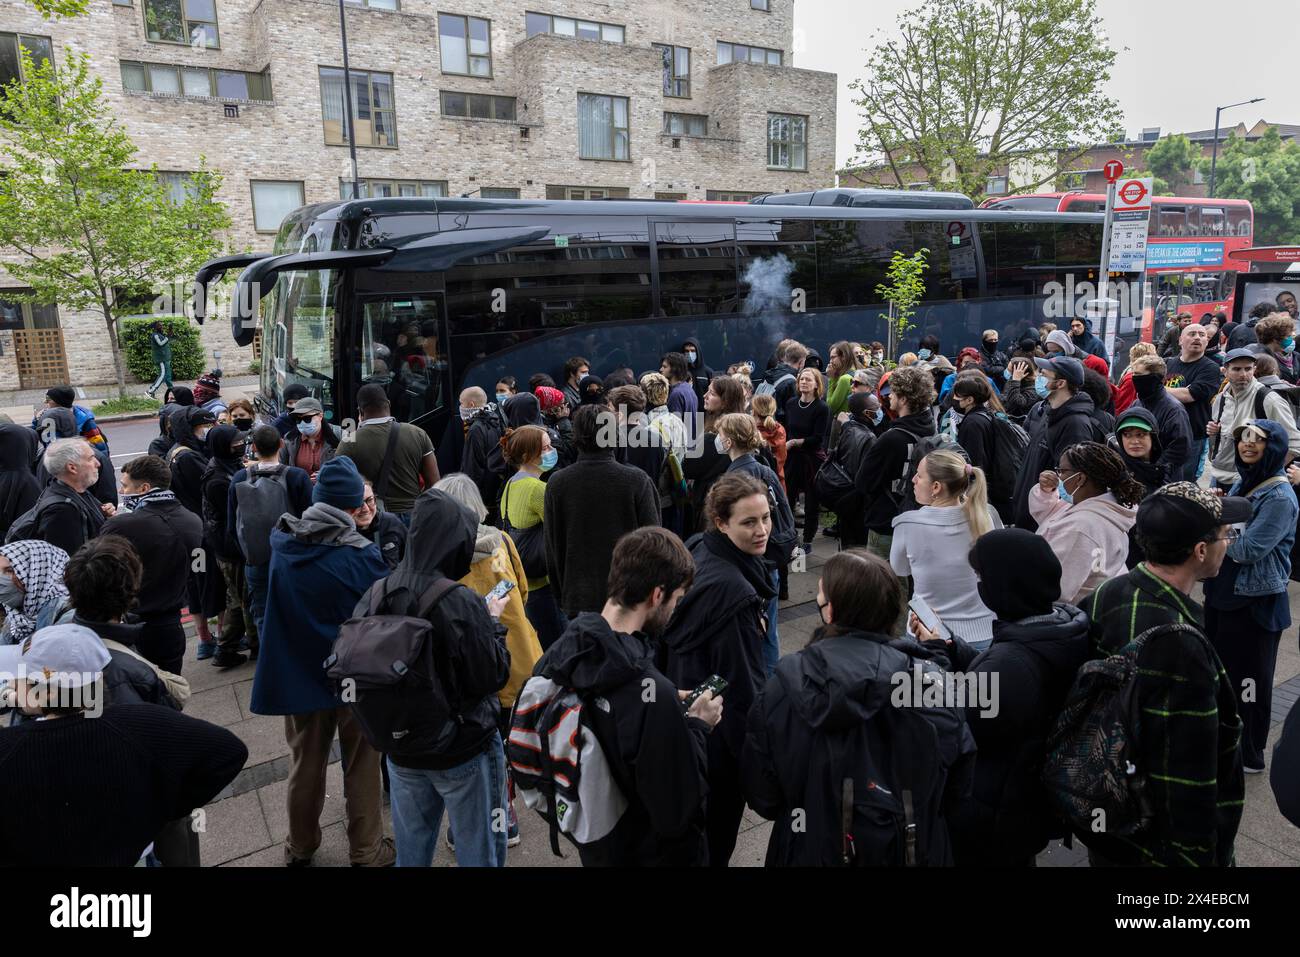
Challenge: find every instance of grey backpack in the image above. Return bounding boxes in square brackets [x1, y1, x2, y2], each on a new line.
[234, 467, 292, 566]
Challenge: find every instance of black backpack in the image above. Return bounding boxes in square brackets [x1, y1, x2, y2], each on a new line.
[891, 429, 968, 513]
[325, 577, 461, 756]
[234, 466, 293, 566]
[973, 410, 1030, 502]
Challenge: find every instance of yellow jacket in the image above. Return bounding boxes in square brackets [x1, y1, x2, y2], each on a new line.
[462, 526, 542, 709]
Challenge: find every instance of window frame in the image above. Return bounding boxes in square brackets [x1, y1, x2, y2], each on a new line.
[342, 0, 400, 8]
[706, 190, 763, 202]
[141, 0, 220, 49]
[340, 178, 447, 199]
[0, 33, 55, 88]
[716, 40, 782, 66]
[250, 180, 306, 234]
[766, 112, 807, 171]
[439, 90, 517, 121]
[577, 92, 631, 162]
[663, 111, 707, 137]
[985, 175, 1009, 195]
[156, 170, 199, 205]
[479, 187, 520, 199]
[438, 12, 493, 78]
[318, 66, 398, 149]
[751, 0, 771, 9]
[544, 185, 631, 200]
[525, 12, 625, 43]
[119, 59, 273, 100]
[651, 43, 690, 98]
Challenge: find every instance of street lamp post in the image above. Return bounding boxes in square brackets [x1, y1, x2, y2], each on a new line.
[1208, 97, 1264, 199]
[339, 0, 360, 200]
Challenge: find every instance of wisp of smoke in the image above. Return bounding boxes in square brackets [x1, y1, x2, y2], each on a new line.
[742, 254, 794, 318]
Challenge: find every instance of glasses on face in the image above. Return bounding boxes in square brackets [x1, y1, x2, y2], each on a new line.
[361, 496, 376, 508]
[1210, 527, 1242, 544]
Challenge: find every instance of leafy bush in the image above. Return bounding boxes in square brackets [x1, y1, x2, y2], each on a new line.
[119, 316, 205, 383]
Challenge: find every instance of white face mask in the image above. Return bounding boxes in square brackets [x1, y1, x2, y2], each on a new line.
[714, 434, 730, 455]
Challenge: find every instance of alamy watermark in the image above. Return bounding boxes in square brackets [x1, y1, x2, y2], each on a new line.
[890, 663, 1000, 718]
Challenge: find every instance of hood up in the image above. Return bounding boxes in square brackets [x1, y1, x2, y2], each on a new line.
[399, 488, 477, 581]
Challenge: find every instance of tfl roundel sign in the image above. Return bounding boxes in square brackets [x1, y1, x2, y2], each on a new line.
[1103, 159, 1124, 183]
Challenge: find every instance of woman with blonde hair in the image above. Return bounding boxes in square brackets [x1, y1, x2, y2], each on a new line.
[890, 449, 1002, 648]
[750, 393, 786, 487]
[1113, 341, 1158, 415]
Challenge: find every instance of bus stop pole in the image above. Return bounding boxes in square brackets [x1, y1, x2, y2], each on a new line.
[1096, 180, 1117, 352]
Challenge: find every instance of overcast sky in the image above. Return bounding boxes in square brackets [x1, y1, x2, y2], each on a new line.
[794, 0, 1300, 170]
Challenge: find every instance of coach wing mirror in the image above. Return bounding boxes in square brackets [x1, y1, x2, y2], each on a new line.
[381, 226, 552, 272]
[193, 253, 272, 324]
[227, 248, 397, 346]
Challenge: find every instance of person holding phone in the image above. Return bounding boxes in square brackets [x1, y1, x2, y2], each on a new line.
[741, 549, 976, 866]
[662, 473, 777, 867]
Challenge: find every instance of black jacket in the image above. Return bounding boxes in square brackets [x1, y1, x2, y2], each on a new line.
[69, 615, 181, 710]
[0, 424, 39, 542]
[662, 531, 774, 763]
[29, 479, 105, 556]
[682, 337, 715, 402]
[533, 611, 711, 866]
[1132, 380, 1193, 479]
[725, 454, 796, 562]
[369, 490, 511, 771]
[615, 422, 666, 514]
[1002, 377, 1039, 419]
[979, 344, 1009, 382]
[101, 497, 203, 621]
[946, 603, 1090, 866]
[461, 404, 508, 514]
[955, 405, 996, 479]
[827, 418, 876, 516]
[856, 409, 936, 534]
[741, 630, 976, 866]
[1225, 320, 1258, 352]
[167, 408, 210, 517]
[1271, 699, 1300, 828]
[1012, 392, 1102, 530]
[759, 364, 800, 423]
[35, 444, 117, 509]
[1071, 319, 1110, 365]
[1107, 406, 1168, 496]
[200, 428, 244, 563]
[360, 509, 406, 570]
[543, 450, 660, 616]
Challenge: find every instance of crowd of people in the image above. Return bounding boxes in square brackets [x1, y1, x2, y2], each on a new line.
[4, 299, 1300, 868]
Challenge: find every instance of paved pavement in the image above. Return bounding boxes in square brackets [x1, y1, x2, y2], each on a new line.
[185, 546, 1300, 868]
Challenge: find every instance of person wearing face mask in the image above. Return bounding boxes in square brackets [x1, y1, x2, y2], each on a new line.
[227, 398, 256, 434]
[501, 425, 566, 650]
[684, 375, 746, 532]
[494, 376, 517, 407]
[166, 405, 222, 660]
[937, 529, 1090, 867]
[1113, 342, 1157, 416]
[1010, 356, 1103, 531]
[1206, 349, 1300, 490]
[1256, 313, 1298, 385]
[273, 384, 310, 439]
[680, 337, 714, 403]
[0, 540, 70, 646]
[1030, 442, 1144, 605]
[279, 398, 340, 483]
[202, 425, 254, 669]
[952, 375, 1014, 524]
[1082, 481, 1252, 867]
[716, 413, 796, 674]
[1203, 420, 1298, 775]
[977, 329, 1008, 386]
[661, 474, 775, 866]
[1126, 353, 1193, 481]
[740, 548, 977, 866]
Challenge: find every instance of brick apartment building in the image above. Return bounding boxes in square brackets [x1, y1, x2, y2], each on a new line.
[842, 119, 1298, 199]
[0, 0, 836, 390]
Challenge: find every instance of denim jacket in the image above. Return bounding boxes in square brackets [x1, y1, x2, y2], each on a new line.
[1226, 473, 1299, 596]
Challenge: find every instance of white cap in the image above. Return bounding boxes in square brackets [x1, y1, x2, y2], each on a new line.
[0, 624, 110, 690]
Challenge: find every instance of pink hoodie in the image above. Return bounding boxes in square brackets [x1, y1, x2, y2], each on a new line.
[1028, 484, 1137, 605]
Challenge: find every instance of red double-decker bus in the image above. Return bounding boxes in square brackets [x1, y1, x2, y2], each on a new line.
[982, 192, 1254, 340]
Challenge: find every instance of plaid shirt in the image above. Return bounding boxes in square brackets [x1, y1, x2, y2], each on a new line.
[1085, 564, 1244, 867]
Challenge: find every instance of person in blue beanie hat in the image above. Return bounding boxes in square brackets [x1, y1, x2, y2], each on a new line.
[251, 455, 394, 867]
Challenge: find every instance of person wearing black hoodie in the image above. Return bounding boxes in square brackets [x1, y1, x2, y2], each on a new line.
[461, 387, 509, 524]
[357, 488, 513, 866]
[855, 365, 937, 559]
[1109, 407, 1168, 496]
[978, 329, 1008, 384]
[940, 529, 1090, 867]
[681, 337, 714, 403]
[522, 526, 721, 866]
[0, 423, 40, 542]
[1069, 316, 1109, 366]
[827, 392, 877, 548]
[1011, 356, 1102, 531]
[740, 549, 976, 866]
[1128, 354, 1192, 480]
[201, 425, 251, 668]
[166, 405, 222, 659]
[661, 473, 775, 866]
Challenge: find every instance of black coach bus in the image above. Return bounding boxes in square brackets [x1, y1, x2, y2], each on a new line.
[194, 196, 1104, 465]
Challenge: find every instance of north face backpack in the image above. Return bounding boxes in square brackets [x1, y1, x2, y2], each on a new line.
[976, 410, 1030, 503]
[1040, 622, 1204, 838]
[325, 577, 461, 757]
[233, 467, 292, 566]
[508, 675, 631, 857]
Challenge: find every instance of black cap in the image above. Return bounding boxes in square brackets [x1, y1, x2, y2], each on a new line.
[1135, 482, 1253, 551]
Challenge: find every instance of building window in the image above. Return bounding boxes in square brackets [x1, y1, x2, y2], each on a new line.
[526, 12, 624, 43]
[717, 41, 781, 66]
[652, 43, 689, 97]
[664, 112, 707, 136]
[655, 191, 686, 200]
[340, 178, 446, 198]
[319, 67, 397, 147]
[120, 60, 272, 100]
[0, 33, 54, 89]
[578, 94, 629, 161]
[985, 175, 1008, 194]
[113, 0, 134, 6]
[1060, 171, 1086, 190]
[706, 190, 762, 201]
[545, 186, 630, 200]
[250, 180, 304, 233]
[142, 0, 219, 49]
[439, 13, 492, 77]
[480, 187, 520, 199]
[157, 171, 199, 204]
[767, 113, 806, 170]
[342, 0, 398, 8]
[439, 90, 516, 121]
[751, 0, 770, 9]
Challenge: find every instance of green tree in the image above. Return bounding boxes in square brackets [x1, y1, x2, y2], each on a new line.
[1126, 132, 1200, 195]
[875, 248, 930, 355]
[1200, 126, 1300, 246]
[0, 48, 231, 396]
[26, 0, 87, 17]
[849, 0, 1123, 200]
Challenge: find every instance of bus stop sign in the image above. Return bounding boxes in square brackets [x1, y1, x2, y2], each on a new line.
[1104, 159, 1124, 183]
